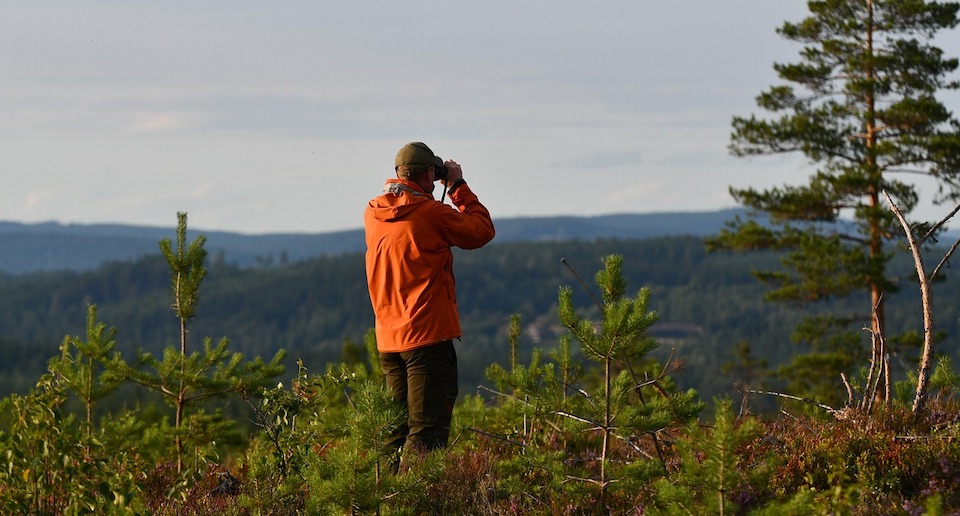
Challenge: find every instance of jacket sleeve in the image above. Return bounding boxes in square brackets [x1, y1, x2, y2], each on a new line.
[436, 184, 495, 249]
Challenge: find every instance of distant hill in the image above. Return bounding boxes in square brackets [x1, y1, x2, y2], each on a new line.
[0, 209, 748, 273]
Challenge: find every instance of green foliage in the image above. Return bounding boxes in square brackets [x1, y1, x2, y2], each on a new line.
[710, 0, 960, 407]
[0, 211, 292, 513]
[56, 304, 126, 434]
[0, 372, 142, 514]
[159, 212, 207, 326]
[116, 213, 287, 477]
[236, 356, 404, 514]
[490, 444, 575, 512]
[300, 378, 407, 514]
[651, 398, 767, 515]
[558, 256, 658, 362]
[243, 362, 326, 483]
[489, 254, 704, 508]
[236, 375, 321, 512]
[931, 356, 960, 400]
[117, 306, 286, 481]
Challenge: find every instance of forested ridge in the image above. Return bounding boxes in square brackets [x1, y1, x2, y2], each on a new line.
[0, 210, 749, 273]
[1, 234, 954, 406]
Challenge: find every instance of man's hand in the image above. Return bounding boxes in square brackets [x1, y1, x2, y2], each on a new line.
[441, 160, 463, 186]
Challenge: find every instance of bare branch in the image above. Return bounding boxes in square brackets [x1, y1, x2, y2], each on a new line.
[555, 410, 604, 429]
[930, 234, 960, 281]
[883, 190, 937, 415]
[920, 203, 960, 244]
[465, 427, 526, 448]
[747, 389, 838, 414]
[840, 372, 854, 408]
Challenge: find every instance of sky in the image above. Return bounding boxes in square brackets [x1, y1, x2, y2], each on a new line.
[3, 1, 959, 235]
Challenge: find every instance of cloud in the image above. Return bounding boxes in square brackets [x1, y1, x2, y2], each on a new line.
[560, 150, 647, 170]
[126, 112, 193, 133]
[609, 181, 667, 205]
[24, 190, 49, 209]
[191, 181, 214, 199]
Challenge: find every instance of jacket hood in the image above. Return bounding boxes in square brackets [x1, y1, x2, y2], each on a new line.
[367, 179, 435, 222]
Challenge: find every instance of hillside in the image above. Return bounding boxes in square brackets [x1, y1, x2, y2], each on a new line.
[0, 210, 748, 273]
[0, 233, 954, 412]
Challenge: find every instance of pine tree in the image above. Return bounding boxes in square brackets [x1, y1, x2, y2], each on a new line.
[56, 304, 125, 437]
[121, 212, 286, 474]
[708, 0, 960, 407]
[556, 255, 702, 503]
[302, 377, 408, 515]
[652, 399, 765, 516]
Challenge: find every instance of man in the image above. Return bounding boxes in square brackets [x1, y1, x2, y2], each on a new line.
[364, 141, 495, 455]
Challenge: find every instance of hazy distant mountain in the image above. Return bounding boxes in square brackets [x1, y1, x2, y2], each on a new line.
[0, 210, 747, 274]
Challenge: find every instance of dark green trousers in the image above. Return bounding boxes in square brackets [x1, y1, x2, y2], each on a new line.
[379, 340, 459, 453]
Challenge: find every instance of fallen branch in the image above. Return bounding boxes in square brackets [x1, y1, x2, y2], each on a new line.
[747, 389, 838, 414]
[840, 373, 854, 408]
[464, 427, 526, 448]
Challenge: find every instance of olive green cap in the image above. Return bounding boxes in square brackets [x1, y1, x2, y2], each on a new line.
[395, 142, 442, 177]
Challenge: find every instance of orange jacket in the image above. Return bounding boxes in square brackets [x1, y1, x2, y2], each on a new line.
[365, 179, 495, 353]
